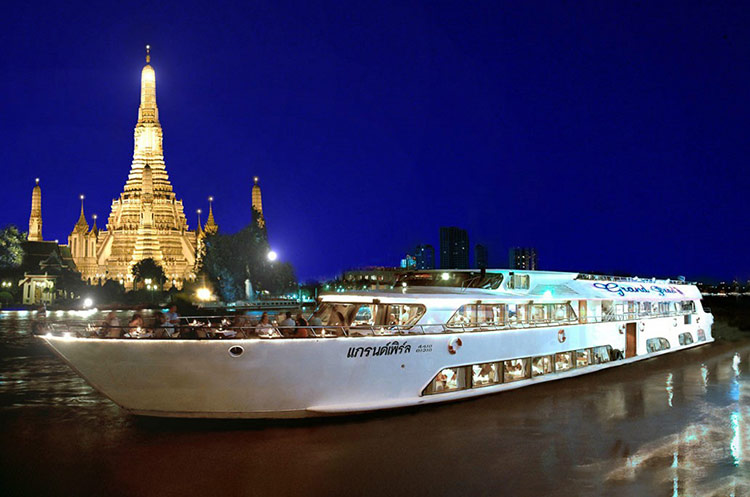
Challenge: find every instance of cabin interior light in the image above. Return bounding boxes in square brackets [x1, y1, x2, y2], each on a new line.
[441, 273, 450, 281]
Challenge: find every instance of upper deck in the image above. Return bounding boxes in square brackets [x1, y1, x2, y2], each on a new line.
[323, 269, 702, 304]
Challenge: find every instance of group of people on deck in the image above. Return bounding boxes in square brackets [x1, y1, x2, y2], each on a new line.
[99, 305, 180, 338]
[97, 307, 335, 339]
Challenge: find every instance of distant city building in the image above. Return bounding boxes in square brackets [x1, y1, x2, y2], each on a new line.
[440, 227, 469, 269]
[28, 178, 43, 242]
[509, 247, 538, 270]
[475, 244, 488, 269]
[414, 244, 435, 270]
[400, 254, 416, 269]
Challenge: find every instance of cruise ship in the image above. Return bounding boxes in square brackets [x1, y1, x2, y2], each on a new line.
[39, 270, 714, 419]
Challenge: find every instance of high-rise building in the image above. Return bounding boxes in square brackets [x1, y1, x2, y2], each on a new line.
[475, 244, 488, 269]
[414, 244, 435, 270]
[509, 247, 538, 270]
[68, 47, 208, 286]
[400, 254, 416, 269]
[440, 227, 469, 269]
[27, 178, 42, 242]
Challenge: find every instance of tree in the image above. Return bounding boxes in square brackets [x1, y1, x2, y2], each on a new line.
[198, 222, 298, 302]
[0, 225, 25, 269]
[131, 258, 166, 287]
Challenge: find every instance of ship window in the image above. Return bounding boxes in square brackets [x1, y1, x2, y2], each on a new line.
[530, 305, 549, 323]
[507, 303, 528, 326]
[614, 303, 625, 320]
[640, 302, 653, 316]
[627, 301, 637, 319]
[697, 329, 706, 342]
[592, 346, 612, 364]
[681, 301, 695, 313]
[555, 352, 573, 372]
[503, 358, 530, 382]
[386, 304, 425, 328]
[684, 314, 692, 325]
[471, 362, 500, 387]
[678, 332, 694, 346]
[646, 337, 671, 353]
[315, 302, 426, 332]
[575, 349, 590, 368]
[658, 302, 672, 316]
[425, 367, 468, 394]
[447, 304, 507, 330]
[352, 305, 376, 327]
[532, 356, 553, 376]
[507, 274, 530, 290]
[602, 301, 615, 321]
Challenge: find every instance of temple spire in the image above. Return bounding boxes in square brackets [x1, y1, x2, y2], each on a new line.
[74, 194, 89, 233]
[196, 209, 203, 236]
[251, 176, 265, 229]
[90, 214, 99, 236]
[28, 178, 43, 241]
[138, 46, 158, 124]
[204, 196, 218, 235]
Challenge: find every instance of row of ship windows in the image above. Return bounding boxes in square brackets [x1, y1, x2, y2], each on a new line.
[424, 331, 704, 395]
[424, 345, 617, 395]
[446, 300, 697, 330]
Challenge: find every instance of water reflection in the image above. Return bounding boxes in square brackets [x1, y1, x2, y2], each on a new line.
[0, 311, 749, 496]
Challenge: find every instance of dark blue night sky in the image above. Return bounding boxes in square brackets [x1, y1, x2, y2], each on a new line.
[1, 1, 748, 282]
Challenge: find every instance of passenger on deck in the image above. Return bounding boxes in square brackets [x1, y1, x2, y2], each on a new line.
[279, 312, 296, 337]
[154, 312, 171, 338]
[232, 315, 252, 338]
[101, 311, 121, 338]
[293, 313, 310, 338]
[165, 304, 180, 330]
[128, 313, 144, 329]
[309, 310, 323, 334]
[328, 311, 348, 336]
[256, 312, 275, 337]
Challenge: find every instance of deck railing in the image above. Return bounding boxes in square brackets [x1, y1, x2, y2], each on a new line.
[35, 309, 700, 340]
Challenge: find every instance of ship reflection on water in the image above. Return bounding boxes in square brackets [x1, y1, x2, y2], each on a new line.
[0, 311, 748, 497]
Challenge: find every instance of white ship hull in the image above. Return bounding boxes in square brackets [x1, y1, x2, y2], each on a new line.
[41, 313, 713, 419]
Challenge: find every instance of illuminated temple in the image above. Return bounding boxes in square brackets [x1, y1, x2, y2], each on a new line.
[68, 47, 212, 287]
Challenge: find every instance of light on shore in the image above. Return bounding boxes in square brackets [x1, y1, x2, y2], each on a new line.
[196, 288, 212, 301]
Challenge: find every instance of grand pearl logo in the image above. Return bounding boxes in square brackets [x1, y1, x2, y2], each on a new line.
[592, 282, 684, 297]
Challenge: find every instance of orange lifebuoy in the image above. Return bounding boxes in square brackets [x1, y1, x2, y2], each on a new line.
[448, 337, 463, 354]
[558, 329, 566, 343]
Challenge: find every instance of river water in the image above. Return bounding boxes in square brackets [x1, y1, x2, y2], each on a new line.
[0, 310, 748, 497]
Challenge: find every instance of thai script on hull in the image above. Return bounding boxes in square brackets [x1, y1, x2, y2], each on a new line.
[347, 341, 411, 358]
[592, 282, 685, 298]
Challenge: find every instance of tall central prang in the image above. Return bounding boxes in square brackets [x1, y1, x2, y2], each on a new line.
[68, 46, 213, 287]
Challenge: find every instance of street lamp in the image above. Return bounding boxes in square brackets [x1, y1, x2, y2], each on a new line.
[267, 250, 278, 262]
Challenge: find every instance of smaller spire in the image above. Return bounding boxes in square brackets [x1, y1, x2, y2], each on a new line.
[74, 194, 89, 233]
[254, 176, 259, 185]
[90, 214, 99, 236]
[145, 44, 151, 64]
[35, 177, 40, 185]
[196, 209, 203, 236]
[205, 196, 218, 235]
